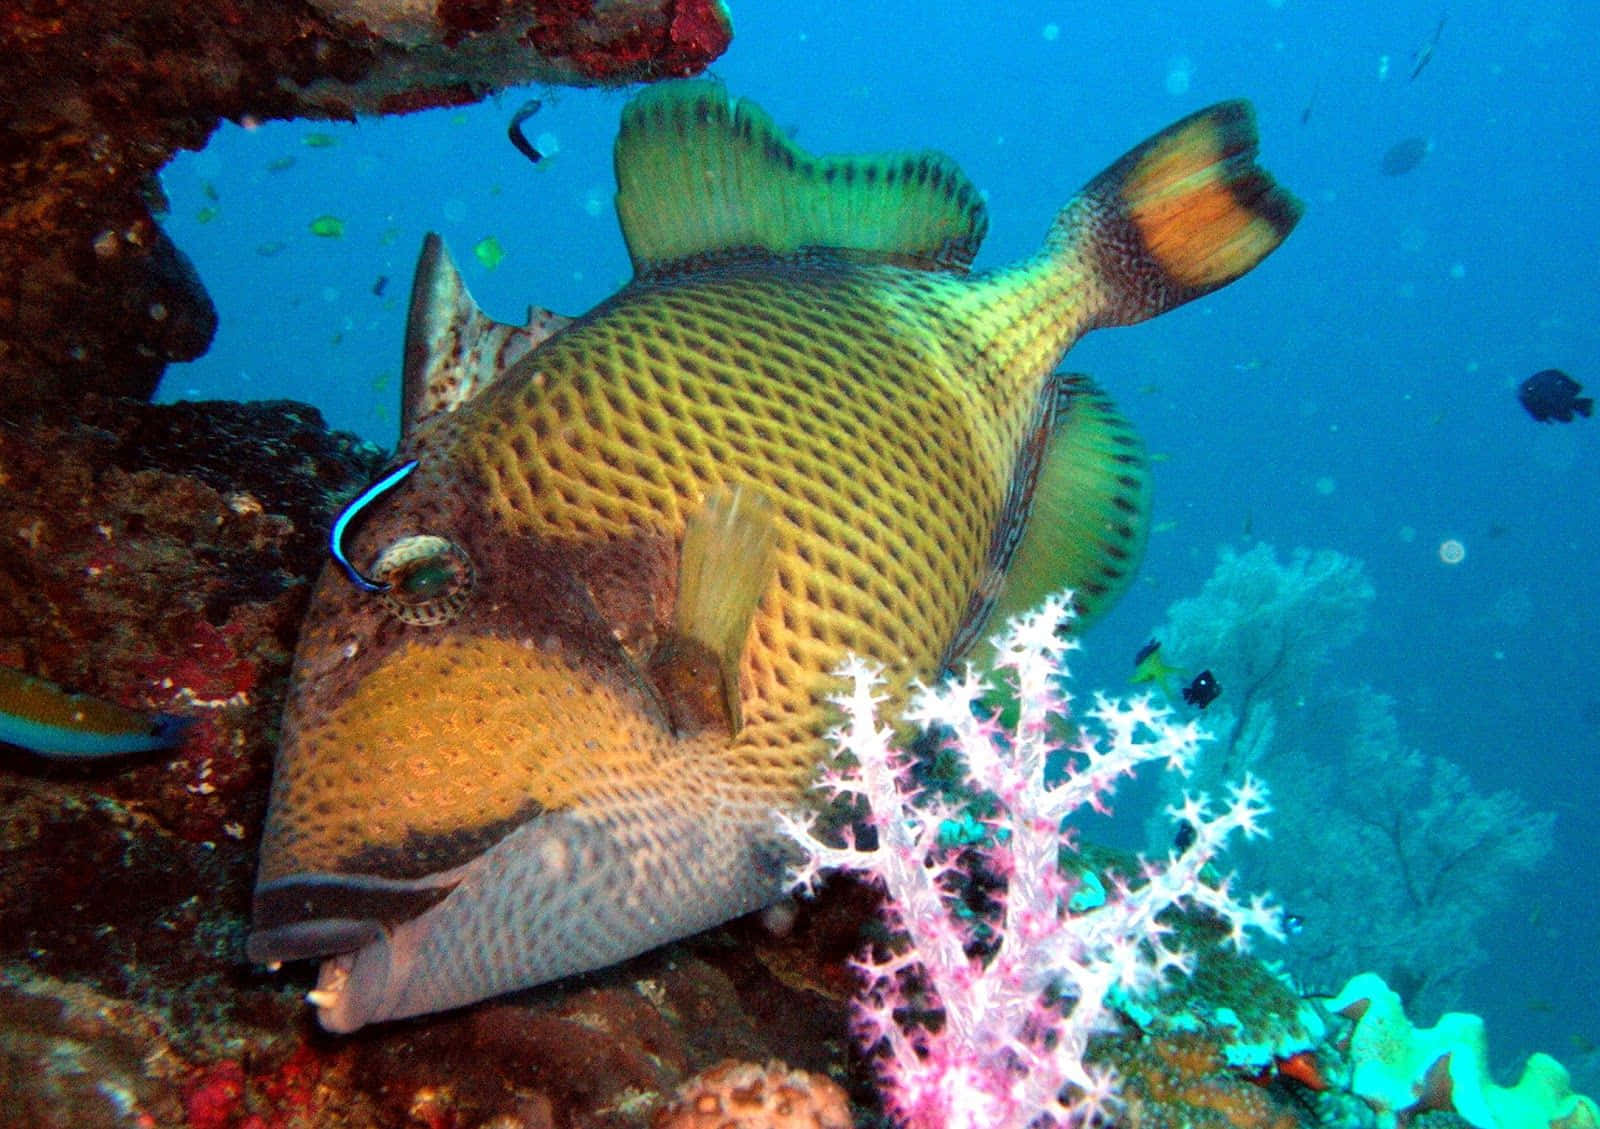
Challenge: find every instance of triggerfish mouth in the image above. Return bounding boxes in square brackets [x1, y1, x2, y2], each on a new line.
[248, 80, 1300, 1032]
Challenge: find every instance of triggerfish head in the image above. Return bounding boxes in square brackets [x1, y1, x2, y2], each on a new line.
[248, 80, 1301, 1032]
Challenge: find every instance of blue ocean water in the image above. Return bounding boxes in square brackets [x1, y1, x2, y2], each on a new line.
[159, 1, 1598, 1084]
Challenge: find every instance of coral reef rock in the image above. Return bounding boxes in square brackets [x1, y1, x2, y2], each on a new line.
[652, 1060, 854, 1129]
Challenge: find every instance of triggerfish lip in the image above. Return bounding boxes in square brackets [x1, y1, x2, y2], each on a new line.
[247, 869, 465, 964]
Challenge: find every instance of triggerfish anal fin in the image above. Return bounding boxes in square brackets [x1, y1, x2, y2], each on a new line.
[949, 373, 1153, 674]
[988, 373, 1153, 631]
[644, 485, 778, 737]
[613, 79, 989, 277]
[401, 233, 572, 441]
[0, 666, 190, 758]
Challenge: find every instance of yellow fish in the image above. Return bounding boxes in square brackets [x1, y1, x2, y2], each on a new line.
[248, 80, 1300, 1031]
[0, 666, 189, 757]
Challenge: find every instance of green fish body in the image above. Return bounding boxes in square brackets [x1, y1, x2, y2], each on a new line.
[249, 81, 1300, 1031]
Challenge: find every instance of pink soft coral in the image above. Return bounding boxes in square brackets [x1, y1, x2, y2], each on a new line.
[779, 594, 1281, 1129]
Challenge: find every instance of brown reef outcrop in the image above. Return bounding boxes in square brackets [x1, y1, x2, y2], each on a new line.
[0, 0, 732, 409]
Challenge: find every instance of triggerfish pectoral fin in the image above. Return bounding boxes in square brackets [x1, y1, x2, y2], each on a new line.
[644, 484, 778, 736]
[0, 665, 190, 758]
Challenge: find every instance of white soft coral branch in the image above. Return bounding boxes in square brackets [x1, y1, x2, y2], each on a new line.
[777, 593, 1282, 1129]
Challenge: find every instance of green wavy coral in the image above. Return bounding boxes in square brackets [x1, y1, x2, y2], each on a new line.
[1330, 972, 1597, 1129]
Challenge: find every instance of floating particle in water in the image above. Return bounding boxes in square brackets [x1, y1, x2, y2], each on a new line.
[195, 206, 219, 224]
[256, 241, 287, 257]
[1042, 23, 1060, 41]
[1438, 538, 1465, 565]
[309, 215, 345, 238]
[1492, 586, 1533, 628]
[266, 155, 296, 173]
[1315, 475, 1336, 496]
[1165, 55, 1194, 95]
[303, 132, 337, 148]
[443, 198, 468, 223]
[474, 236, 505, 269]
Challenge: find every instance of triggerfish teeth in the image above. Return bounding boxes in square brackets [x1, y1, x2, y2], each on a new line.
[0, 666, 190, 758]
[249, 80, 1301, 1032]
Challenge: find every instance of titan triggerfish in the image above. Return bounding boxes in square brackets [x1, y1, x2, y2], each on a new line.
[248, 80, 1301, 1032]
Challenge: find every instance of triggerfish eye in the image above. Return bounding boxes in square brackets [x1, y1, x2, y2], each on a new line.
[371, 535, 474, 626]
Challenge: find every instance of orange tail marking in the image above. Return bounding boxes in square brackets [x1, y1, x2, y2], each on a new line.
[1118, 101, 1302, 291]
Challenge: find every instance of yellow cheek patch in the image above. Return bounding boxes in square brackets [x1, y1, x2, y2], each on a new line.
[263, 635, 683, 880]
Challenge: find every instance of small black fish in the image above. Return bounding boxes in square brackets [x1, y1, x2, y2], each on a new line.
[1134, 638, 1161, 666]
[508, 99, 544, 164]
[1519, 369, 1593, 423]
[1181, 669, 1221, 709]
[372, 275, 389, 297]
[1173, 819, 1197, 853]
[1381, 137, 1430, 176]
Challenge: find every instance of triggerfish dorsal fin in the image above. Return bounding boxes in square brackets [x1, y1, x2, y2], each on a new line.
[614, 80, 989, 278]
[644, 484, 778, 737]
[401, 233, 571, 442]
[949, 373, 1152, 673]
[0, 665, 191, 758]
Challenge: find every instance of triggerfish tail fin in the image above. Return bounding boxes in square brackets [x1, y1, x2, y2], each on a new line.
[613, 79, 989, 278]
[1055, 100, 1303, 327]
[645, 484, 778, 737]
[401, 233, 571, 443]
[0, 666, 190, 758]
